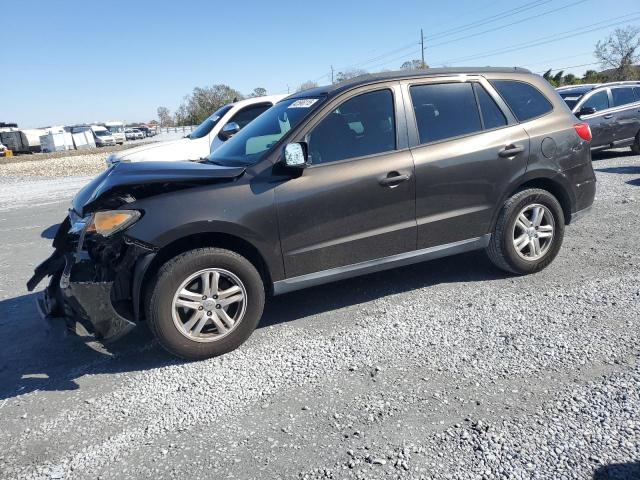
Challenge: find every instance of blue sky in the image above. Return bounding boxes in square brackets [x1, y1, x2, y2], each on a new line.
[2, 0, 639, 127]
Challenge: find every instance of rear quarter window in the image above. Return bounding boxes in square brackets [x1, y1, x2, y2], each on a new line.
[490, 80, 553, 122]
[611, 87, 636, 107]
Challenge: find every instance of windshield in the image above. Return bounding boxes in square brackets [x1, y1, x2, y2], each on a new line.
[208, 97, 323, 166]
[95, 130, 111, 137]
[559, 91, 584, 110]
[189, 105, 233, 139]
[107, 126, 124, 133]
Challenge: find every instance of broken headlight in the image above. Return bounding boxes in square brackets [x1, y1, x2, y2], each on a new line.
[69, 210, 141, 237]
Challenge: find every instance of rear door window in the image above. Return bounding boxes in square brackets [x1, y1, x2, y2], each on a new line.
[409, 82, 482, 144]
[473, 83, 507, 130]
[611, 87, 636, 107]
[582, 90, 610, 111]
[490, 80, 553, 122]
[634, 87, 640, 101]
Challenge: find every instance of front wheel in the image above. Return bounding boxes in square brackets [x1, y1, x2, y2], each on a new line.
[486, 188, 565, 275]
[147, 248, 265, 360]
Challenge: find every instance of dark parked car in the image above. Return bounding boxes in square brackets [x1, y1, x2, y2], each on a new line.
[557, 81, 640, 153]
[28, 68, 596, 360]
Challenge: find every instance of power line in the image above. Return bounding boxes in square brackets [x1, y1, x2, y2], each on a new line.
[427, 0, 588, 49]
[534, 61, 600, 74]
[430, 12, 640, 66]
[423, 0, 552, 40]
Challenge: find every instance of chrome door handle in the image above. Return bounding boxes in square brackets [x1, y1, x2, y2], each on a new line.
[603, 114, 614, 119]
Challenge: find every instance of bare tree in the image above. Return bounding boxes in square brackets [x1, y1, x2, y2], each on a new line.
[400, 59, 428, 70]
[156, 106, 173, 127]
[595, 25, 640, 80]
[296, 80, 319, 92]
[334, 69, 368, 83]
[249, 87, 267, 97]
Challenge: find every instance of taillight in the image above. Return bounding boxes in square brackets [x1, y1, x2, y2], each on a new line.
[574, 123, 592, 142]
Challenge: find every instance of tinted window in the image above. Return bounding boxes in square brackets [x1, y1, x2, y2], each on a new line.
[410, 83, 482, 144]
[490, 80, 553, 122]
[611, 87, 636, 107]
[308, 89, 396, 165]
[229, 103, 272, 129]
[473, 83, 507, 129]
[189, 105, 233, 139]
[582, 90, 609, 111]
[634, 87, 640, 101]
[559, 91, 584, 110]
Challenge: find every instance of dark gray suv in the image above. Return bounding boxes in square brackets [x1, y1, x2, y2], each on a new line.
[557, 81, 640, 153]
[29, 68, 596, 360]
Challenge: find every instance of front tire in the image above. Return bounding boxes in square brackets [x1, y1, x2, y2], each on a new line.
[147, 248, 265, 360]
[486, 188, 565, 275]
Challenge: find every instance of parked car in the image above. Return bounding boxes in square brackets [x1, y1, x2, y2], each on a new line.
[125, 128, 136, 141]
[91, 125, 116, 147]
[557, 81, 640, 153]
[131, 129, 144, 140]
[28, 67, 595, 360]
[103, 121, 126, 144]
[106, 95, 286, 165]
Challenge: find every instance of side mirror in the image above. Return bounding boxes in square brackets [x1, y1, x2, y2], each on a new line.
[577, 106, 596, 117]
[218, 122, 240, 141]
[283, 142, 308, 168]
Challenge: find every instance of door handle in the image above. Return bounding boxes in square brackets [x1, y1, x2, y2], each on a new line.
[603, 114, 614, 119]
[379, 172, 410, 187]
[498, 144, 525, 157]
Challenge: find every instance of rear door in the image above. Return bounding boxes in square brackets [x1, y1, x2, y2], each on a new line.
[610, 87, 640, 145]
[275, 85, 416, 278]
[576, 89, 615, 149]
[405, 77, 530, 249]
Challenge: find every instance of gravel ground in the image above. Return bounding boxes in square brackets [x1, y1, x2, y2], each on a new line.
[0, 149, 638, 479]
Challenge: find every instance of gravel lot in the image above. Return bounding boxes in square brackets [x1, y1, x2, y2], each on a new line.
[0, 149, 638, 479]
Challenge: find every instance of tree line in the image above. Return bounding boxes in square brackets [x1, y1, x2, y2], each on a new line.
[157, 26, 639, 126]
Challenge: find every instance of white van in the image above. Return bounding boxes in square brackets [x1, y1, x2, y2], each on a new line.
[90, 125, 116, 147]
[107, 95, 285, 165]
[104, 121, 126, 144]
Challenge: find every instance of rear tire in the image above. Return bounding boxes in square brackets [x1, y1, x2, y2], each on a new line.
[147, 248, 265, 360]
[486, 188, 565, 275]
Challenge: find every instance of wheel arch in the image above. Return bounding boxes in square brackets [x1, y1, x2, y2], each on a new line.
[493, 172, 575, 230]
[135, 232, 274, 322]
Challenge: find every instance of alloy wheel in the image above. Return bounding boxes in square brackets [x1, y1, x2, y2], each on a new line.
[171, 268, 247, 342]
[512, 203, 555, 261]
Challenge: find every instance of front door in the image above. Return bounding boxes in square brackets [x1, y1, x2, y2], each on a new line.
[275, 88, 416, 278]
[579, 89, 615, 149]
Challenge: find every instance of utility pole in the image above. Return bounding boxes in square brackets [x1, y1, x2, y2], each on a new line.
[331, 65, 334, 83]
[420, 28, 425, 68]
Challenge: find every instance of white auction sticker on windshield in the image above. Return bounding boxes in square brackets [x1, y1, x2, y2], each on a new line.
[289, 99, 318, 108]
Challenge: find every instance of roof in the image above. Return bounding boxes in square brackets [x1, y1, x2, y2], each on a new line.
[291, 67, 532, 98]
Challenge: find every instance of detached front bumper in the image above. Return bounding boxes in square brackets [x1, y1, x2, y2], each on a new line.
[28, 219, 156, 342]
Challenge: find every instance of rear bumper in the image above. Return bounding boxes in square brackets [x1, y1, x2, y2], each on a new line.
[568, 204, 593, 224]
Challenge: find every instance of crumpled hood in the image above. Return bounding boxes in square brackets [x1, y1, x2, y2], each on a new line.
[72, 161, 245, 216]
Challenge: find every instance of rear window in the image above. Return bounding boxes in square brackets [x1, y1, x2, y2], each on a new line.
[490, 80, 553, 122]
[473, 83, 507, 129]
[558, 91, 584, 110]
[611, 87, 636, 107]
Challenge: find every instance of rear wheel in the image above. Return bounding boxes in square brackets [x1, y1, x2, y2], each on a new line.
[147, 248, 265, 360]
[486, 188, 565, 274]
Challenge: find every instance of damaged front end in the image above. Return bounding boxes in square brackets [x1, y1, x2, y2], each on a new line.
[27, 160, 246, 342]
[28, 211, 157, 342]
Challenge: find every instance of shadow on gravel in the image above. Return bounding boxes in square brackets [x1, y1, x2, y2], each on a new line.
[626, 178, 640, 187]
[591, 150, 636, 161]
[0, 293, 178, 401]
[0, 251, 506, 401]
[261, 250, 508, 328]
[593, 461, 640, 480]
[595, 166, 640, 175]
[40, 223, 60, 239]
